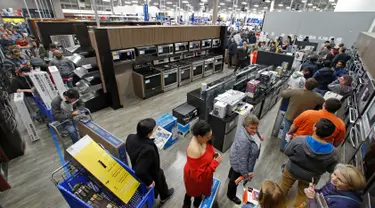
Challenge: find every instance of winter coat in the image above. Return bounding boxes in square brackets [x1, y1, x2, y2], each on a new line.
[230, 126, 260, 177]
[308, 181, 362, 208]
[228, 42, 238, 56]
[285, 136, 338, 182]
[328, 80, 353, 98]
[51, 96, 84, 122]
[313, 67, 337, 90]
[49, 57, 75, 77]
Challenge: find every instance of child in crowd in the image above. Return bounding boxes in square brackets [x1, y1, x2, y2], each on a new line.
[242, 180, 286, 208]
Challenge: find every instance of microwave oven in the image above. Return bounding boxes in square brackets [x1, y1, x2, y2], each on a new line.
[112, 49, 136, 63]
[212, 39, 221, 48]
[201, 39, 212, 49]
[174, 42, 189, 53]
[157, 44, 174, 56]
[135, 45, 157, 56]
[189, 41, 201, 51]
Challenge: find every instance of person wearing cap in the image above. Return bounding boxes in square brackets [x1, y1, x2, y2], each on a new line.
[51, 89, 84, 143]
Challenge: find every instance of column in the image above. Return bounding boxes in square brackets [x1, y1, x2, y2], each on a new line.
[51, 0, 64, 18]
[335, 0, 375, 12]
[212, 0, 218, 24]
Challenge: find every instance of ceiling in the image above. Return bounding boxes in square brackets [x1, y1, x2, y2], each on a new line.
[60, 0, 337, 14]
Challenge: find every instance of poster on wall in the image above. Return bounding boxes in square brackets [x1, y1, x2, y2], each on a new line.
[310, 36, 316, 40]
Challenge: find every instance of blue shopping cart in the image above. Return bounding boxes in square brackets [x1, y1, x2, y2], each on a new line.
[51, 156, 155, 208]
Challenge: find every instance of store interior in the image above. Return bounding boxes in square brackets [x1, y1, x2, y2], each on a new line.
[0, 0, 375, 208]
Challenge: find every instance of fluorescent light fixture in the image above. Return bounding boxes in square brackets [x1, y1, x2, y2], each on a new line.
[254, 4, 259, 7]
[301, 0, 307, 2]
[242, 2, 247, 4]
[265, 0, 270, 2]
[329, 0, 335, 2]
[166, 1, 172, 4]
[201, 0, 208, 2]
[234, 5, 238, 7]
[263, 6, 268, 9]
[131, 0, 137, 3]
[103, 0, 110, 2]
[125, 1, 132, 4]
[286, 6, 290, 9]
[252, 8, 256, 10]
[332, 2, 336, 5]
[220, 2, 225, 5]
[313, 6, 317, 8]
[182, 0, 188, 3]
[278, 3, 283, 6]
[199, 2, 204, 5]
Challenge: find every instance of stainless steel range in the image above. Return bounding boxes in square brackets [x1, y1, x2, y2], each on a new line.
[155, 64, 179, 92]
[213, 55, 223, 73]
[203, 57, 215, 77]
[176, 62, 192, 86]
[191, 58, 204, 81]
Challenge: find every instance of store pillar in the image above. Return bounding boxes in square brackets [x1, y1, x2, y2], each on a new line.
[335, 0, 375, 12]
[51, 0, 64, 19]
[212, 0, 218, 25]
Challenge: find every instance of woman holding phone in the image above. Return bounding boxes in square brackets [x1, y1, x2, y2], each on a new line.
[183, 121, 223, 208]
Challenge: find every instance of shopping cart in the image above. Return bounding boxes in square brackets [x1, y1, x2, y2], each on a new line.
[51, 156, 155, 208]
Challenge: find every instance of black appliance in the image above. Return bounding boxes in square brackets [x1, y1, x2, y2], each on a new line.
[189, 41, 201, 51]
[204, 57, 215, 77]
[214, 55, 223, 73]
[112, 48, 136, 63]
[177, 62, 191, 86]
[192, 58, 204, 81]
[208, 112, 239, 152]
[170, 54, 183, 62]
[184, 52, 195, 59]
[135, 45, 157, 56]
[155, 64, 178, 92]
[132, 62, 163, 99]
[153, 57, 169, 66]
[174, 42, 189, 54]
[356, 72, 375, 116]
[172, 103, 198, 125]
[157, 44, 174, 56]
[212, 39, 221, 48]
[201, 39, 212, 50]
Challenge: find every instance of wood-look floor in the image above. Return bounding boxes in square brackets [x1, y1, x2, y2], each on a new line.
[0, 68, 329, 208]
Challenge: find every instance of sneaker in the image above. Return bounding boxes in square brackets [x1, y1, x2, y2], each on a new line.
[160, 188, 175, 203]
[228, 196, 241, 205]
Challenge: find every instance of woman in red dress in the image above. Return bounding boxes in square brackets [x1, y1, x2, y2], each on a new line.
[183, 121, 223, 208]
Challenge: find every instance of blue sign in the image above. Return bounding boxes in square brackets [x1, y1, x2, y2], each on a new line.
[199, 178, 221, 208]
[144, 4, 149, 21]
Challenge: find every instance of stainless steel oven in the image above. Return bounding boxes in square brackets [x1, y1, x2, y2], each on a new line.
[212, 39, 221, 48]
[112, 48, 136, 63]
[201, 39, 212, 50]
[342, 118, 365, 164]
[178, 64, 191, 86]
[195, 51, 207, 57]
[132, 62, 163, 99]
[170, 54, 183, 62]
[189, 41, 201, 51]
[192, 59, 204, 81]
[214, 55, 223, 73]
[157, 44, 174, 56]
[135, 45, 157, 56]
[184, 52, 195, 59]
[157, 64, 178, 92]
[356, 72, 375, 116]
[204, 57, 214, 77]
[174, 42, 188, 54]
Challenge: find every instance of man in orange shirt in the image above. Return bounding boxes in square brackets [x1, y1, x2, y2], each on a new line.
[287, 98, 345, 147]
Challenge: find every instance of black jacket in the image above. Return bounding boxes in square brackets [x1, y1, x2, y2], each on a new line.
[10, 76, 33, 97]
[331, 53, 351, 67]
[228, 42, 238, 55]
[125, 134, 161, 186]
[313, 67, 337, 90]
[237, 48, 248, 61]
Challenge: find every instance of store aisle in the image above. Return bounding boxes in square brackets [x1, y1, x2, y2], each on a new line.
[0, 69, 318, 208]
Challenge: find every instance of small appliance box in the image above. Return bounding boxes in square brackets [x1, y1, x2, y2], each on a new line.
[172, 103, 198, 125]
[246, 80, 261, 98]
[177, 117, 199, 139]
[13, 92, 40, 142]
[155, 113, 178, 149]
[36, 71, 58, 100]
[28, 73, 52, 109]
[48, 66, 67, 98]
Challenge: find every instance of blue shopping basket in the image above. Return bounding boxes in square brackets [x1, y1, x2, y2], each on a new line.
[51, 156, 155, 208]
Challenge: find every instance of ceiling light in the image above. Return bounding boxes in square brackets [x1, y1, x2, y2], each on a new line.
[301, 0, 307, 2]
[237, 8, 240, 10]
[265, 0, 270, 2]
[234, 5, 238, 7]
[308, 3, 313, 6]
[263, 6, 268, 9]
[241, 2, 247, 4]
[332, 2, 336, 5]
[219, 2, 225, 5]
[166, 1, 172, 4]
[125, 1, 132, 4]
[182, 0, 188, 3]
[254, 4, 259, 7]
[218, 5, 220, 7]
[313, 6, 317, 8]
[329, 0, 335, 2]
[286, 6, 290, 9]
[278, 3, 283, 6]
[199, 2, 204, 5]
[252, 8, 256, 10]
[103, 0, 110, 2]
[131, 0, 137, 3]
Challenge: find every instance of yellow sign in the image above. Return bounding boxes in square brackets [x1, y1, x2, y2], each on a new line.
[67, 135, 140, 204]
[2, 17, 25, 23]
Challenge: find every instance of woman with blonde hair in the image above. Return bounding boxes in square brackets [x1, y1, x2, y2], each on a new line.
[304, 163, 366, 208]
[242, 180, 286, 208]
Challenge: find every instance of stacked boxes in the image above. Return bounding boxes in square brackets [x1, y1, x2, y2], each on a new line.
[48, 66, 67, 99]
[13, 92, 40, 142]
[177, 117, 199, 139]
[155, 113, 178, 149]
[28, 71, 58, 109]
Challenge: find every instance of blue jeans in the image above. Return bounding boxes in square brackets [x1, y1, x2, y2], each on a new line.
[280, 118, 293, 152]
[63, 120, 79, 143]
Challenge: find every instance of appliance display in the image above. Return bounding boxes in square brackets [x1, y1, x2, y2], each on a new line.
[135, 45, 157, 56]
[204, 57, 215, 77]
[170, 54, 183, 62]
[212, 39, 221, 48]
[209, 112, 239, 152]
[177, 62, 191, 86]
[195, 51, 207, 57]
[155, 64, 178, 92]
[213, 90, 247, 116]
[189, 41, 201, 51]
[132, 62, 163, 99]
[174, 42, 189, 54]
[343, 119, 365, 164]
[157, 44, 174, 56]
[153, 57, 169, 66]
[172, 103, 198, 125]
[184, 52, 196, 59]
[260, 71, 277, 85]
[356, 72, 375, 116]
[201, 39, 212, 49]
[213, 101, 227, 118]
[112, 49, 136, 63]
[192, 59, 204, 81]
[213, 54, 223, 73]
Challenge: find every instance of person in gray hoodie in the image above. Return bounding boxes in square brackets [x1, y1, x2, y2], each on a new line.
[328, 75, 353, 99]
[280, 118, 338, 207]
[227, 114, 262, 205]
[49, 50, 75, 78]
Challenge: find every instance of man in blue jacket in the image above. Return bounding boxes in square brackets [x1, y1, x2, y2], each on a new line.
[227, 114, 262, 204]
[313, 61, 337, 95]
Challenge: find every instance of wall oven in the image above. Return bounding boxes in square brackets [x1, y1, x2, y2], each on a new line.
[135, 45, 157, 56]
[177, 62, 191, 86]
[204, 57, 215, 77]
[214, 55, 223, 73]
[174, 42, 189, 54]
[212, 39, 221, 48]
[192, 59, 204, 81]
[189, 41, 201, 51]
[156, 64, 178, 92]
[157, 44, 174, 56]
[112, 48, 136, 63]
[201, 39, 212, 50]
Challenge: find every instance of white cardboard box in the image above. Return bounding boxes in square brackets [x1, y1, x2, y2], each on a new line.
[36, 71, 58, 100]
[13, 92, 40, 142]
[48, 66, 67, 99]
[28, 73, 52, 109]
